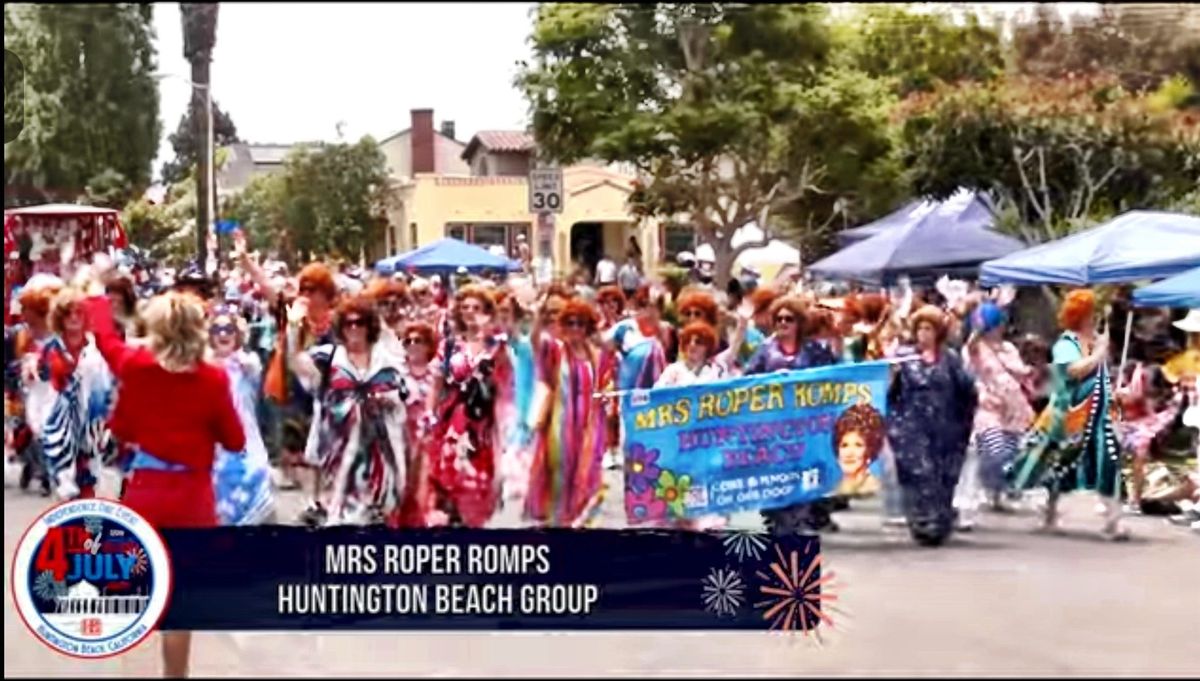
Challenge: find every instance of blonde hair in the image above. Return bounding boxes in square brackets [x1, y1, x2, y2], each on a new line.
[48, 287, 87, 336]
[142, 292, 209, 373]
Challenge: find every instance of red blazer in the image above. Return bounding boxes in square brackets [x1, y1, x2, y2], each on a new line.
[85, 295, 244, 471]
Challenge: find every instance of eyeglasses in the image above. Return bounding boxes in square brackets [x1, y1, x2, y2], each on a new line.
[775, 314, 797, 325]
[343, 317, 367, 329]
[402, 336, 426, 347]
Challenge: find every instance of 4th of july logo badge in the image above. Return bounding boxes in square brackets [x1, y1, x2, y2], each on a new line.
[10, 499, 172, 658]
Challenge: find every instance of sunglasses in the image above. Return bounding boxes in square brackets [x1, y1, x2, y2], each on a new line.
[378, 297, 402, 307]
[680, 308, 706, 319]
[298, 285, 317, 295]
[402, 336, 427, 347]
[460, 304, 483, 313]
[343, 317, 367, 329]
[775, 314, 797, 325]
[210, 324, 237, 337]
[561, 317, 587, 329]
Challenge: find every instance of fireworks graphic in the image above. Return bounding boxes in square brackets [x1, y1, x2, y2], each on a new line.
[701, 567, 746, 617]
[753, 542, 841, 639]
[33, 570, 66, 601]
[84, 516, 105, 540]
[125, 546, 149, 576]
[721, 529, 769, 563]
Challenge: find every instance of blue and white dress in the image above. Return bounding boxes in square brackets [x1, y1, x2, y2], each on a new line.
[212, 351, 275, 525]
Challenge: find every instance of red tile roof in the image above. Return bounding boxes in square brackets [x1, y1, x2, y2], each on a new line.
[461, 130, 536, 161]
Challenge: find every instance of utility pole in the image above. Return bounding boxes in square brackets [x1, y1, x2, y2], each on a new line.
[180, 3, 219, 268]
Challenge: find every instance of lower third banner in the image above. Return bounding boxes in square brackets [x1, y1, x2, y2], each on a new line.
[620, 361, 891, 522]
[157, 528, 823, 631]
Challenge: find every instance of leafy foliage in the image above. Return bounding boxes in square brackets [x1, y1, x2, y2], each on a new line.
[1010, 4, 1200, 93]
[834, 4, 1005, 96]
[160, 101, 240, 185]
[222, 138, 392, 264]
[518, 3, 904, 281]
[898, 74, 1200, 244]
[4, 4, 161, 207]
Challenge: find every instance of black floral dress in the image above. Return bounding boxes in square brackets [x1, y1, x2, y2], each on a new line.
[886, 346, 978, 546]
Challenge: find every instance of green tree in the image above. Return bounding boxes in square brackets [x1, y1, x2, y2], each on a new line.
[4, 4, 161, 207]
[518, 3, 902, 282]
[834, 4, 1005, 96]
[1010, 4, 1200, 92]
[898, 74, 1200, 244]
[223, 138, 391, 265]
[160, 101, 240, 185]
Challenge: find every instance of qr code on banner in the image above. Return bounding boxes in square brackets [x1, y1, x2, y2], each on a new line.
[686, 485, 709, 509]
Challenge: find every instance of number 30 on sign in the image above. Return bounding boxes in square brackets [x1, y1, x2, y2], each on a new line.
[529, 168, 564, 214]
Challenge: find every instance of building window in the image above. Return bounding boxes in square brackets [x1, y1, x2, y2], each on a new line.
[444, 223, 533, 258]
[409, 223, 418, 249]
[661, 223, 695, 262]
[472, 224, 507, 250]
[446, 224, 467, 242]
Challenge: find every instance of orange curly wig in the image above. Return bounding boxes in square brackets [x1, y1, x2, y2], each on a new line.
[1058, 289, 1096, 332]
[676, 288, 719, 326]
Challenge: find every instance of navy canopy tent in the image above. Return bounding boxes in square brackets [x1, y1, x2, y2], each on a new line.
[834, 189, 994, 247]
[810, 191, 1024, 285]
[979, 211, 1200, 287]
[1132, 266, 1200, 309]
[375, 238, 521, 276]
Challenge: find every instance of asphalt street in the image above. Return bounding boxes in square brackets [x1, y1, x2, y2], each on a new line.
[5, 469, 1198, 677]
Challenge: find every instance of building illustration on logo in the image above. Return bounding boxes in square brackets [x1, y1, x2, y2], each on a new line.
[54, 580, 149, 616]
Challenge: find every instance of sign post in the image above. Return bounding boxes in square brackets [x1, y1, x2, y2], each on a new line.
[529, 167, 563, 283]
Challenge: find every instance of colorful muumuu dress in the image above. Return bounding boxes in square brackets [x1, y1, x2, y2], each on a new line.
[1008, 331, 1122, 499]
[36, 335, 116, 499]
[304, 343, 409, 526]
[524, 337, 605, 527]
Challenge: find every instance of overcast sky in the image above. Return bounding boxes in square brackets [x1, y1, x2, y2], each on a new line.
[149, 2, 1100, 181]
[151, 2, 537, 179]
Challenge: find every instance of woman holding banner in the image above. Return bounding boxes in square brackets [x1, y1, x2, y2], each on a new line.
[887, 305, 979, 546]
[745, 295, 842, 535]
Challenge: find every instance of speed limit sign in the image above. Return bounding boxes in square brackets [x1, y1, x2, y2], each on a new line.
[529, 168, 564, 214]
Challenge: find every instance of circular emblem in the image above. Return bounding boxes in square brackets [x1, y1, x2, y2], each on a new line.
[10, 499, 172, 658]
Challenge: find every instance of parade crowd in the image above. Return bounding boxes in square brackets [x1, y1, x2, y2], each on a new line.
[6, 235, 1200, 544]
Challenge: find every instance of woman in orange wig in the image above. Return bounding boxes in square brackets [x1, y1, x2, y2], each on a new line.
[1008, 289, 1126, 539]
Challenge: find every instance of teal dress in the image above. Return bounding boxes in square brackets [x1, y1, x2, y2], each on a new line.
[1008, 332, 1121, 498]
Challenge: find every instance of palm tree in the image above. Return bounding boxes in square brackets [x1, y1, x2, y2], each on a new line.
[180, 3, 219, 266]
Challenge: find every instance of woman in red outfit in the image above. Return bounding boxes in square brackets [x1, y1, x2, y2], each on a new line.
[82, 265, 244, 679]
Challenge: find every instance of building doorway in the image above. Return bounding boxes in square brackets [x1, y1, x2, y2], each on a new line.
[570, 222, 604, 280]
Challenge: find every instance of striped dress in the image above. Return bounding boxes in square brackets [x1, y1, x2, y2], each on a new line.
[37, 336, 115, 499]
[212, 351, 275, 525]
[524, 337, 606, 527]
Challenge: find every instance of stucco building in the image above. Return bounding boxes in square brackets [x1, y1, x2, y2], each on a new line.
[382, 109, 664, 277]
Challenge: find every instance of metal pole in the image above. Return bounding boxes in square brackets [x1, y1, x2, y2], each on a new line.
[1116, 308, 1134, 390]
[206, 83, 217, 276]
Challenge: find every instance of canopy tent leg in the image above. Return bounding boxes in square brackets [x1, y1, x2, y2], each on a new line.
[1116, 308, 1134, 390]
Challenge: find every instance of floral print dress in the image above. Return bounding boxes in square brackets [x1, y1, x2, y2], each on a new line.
[427, 334, 509, 528]
[886, 346, 979, 545]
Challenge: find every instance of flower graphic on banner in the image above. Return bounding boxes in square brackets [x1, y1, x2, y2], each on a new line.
[655, 469, 691, 518]
[753, 542, 840, 638]
[722, 529, 769, 563]
[625, 486, 668, 525]
[625, 443, 662, 494]
[701, 567, 745, 617]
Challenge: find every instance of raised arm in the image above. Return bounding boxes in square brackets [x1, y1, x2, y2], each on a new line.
[84, 295, 137, 377]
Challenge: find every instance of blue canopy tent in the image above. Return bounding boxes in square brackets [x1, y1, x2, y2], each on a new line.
[809, 191, 1024, 285]
[835, 189, 994, 247]
[1132, 266, 1200, 309]
[375, 238, 521, 276]
[979, 211, 1200, 287]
